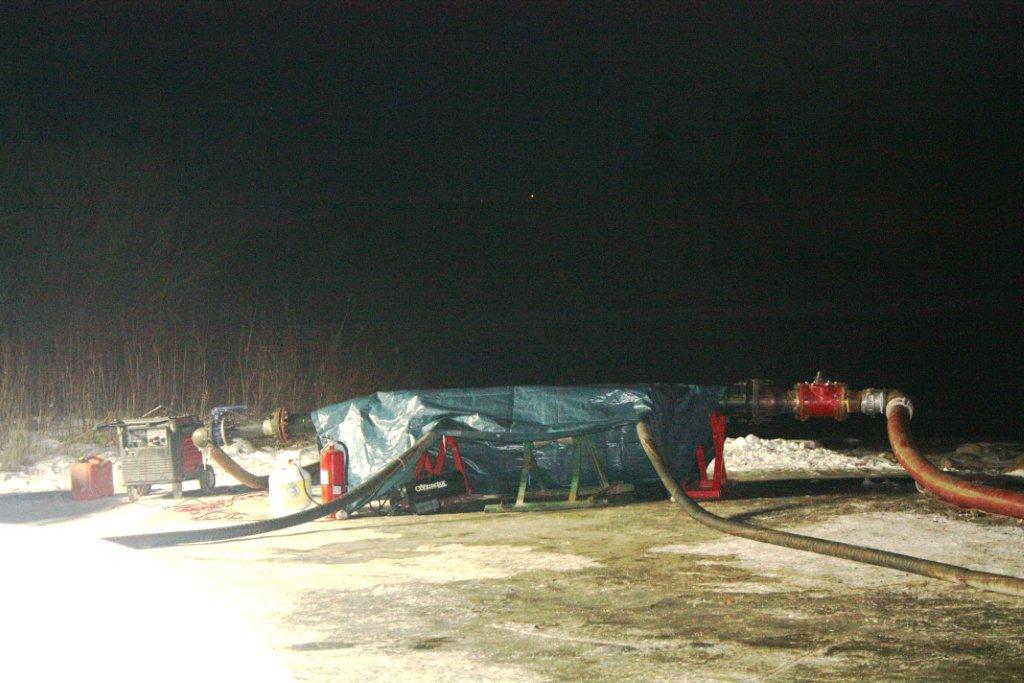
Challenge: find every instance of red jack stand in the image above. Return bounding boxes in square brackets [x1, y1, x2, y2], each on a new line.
[683, 412, 727, 500]
[413, 435, 473, 494]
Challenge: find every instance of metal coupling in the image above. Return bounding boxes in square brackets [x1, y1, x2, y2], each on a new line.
[794, 373, 848, 421]
[262, 407, 291, 442]
[192, 426, 212, 449]
[858, 388, 887, 416]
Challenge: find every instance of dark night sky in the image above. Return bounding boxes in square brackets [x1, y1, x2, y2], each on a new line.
[1, 2, 1022, 436]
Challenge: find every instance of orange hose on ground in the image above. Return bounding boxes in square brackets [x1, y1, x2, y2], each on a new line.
[887, 404, 1024, 519]
[206, 442, 270, 490]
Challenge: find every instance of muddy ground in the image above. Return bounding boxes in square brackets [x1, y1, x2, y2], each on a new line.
[3, 477, 1024, 681]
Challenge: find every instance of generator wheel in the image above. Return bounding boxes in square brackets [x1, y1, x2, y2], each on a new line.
[171, 482, 183, 499]
[126, 485, 151, 502]
[199, 465, 216, 494]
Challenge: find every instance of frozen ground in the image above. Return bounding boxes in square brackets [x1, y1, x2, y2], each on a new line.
[3, 480, 1024, 681]
[0, 432, 319, 495]
[3, 428, 1024, 681]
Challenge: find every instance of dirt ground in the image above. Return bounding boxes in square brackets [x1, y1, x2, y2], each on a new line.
[4, 476, 1024, 682]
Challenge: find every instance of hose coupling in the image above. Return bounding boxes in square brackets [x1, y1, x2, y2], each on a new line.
[857, 388, 887, 416]
[192, 426, 212, 449]
[885, 391, 914, 420]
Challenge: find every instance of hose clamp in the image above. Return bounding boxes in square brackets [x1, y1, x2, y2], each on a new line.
[885, 395, 914, 420]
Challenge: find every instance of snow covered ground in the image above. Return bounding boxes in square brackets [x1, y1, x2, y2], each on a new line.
[723, 434, 902, 477]
[0, 431, 319, 496]
[2, 428, 1024, 682]
[0, 434, 118, 494]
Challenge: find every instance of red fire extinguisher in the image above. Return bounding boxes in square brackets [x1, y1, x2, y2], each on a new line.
[320, 442, 347, 519]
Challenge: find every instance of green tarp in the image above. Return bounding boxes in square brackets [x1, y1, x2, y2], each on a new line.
[312, 384, 726, 499]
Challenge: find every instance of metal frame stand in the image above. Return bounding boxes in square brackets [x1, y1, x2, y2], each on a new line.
[485, 434, 629, 513]
[682, 412, 727, 500]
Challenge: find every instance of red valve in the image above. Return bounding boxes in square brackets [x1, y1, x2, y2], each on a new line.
[795, 377, 848, 421]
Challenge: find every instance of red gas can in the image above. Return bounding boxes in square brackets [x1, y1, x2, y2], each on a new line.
[71, 456, 114, 501]
[319, 443, 347, 517]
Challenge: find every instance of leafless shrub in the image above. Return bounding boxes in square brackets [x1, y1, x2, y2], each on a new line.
[0, 141, 411, 467]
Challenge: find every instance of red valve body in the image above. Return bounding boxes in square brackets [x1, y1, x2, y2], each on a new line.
[795, 381, 847, 421]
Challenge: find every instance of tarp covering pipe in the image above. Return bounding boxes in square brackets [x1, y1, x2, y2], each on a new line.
[311, 384, 726, 494]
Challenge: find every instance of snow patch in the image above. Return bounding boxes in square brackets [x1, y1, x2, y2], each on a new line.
[725, 435, 900, 474]
[0, 430, 318, 495]
[0, 436, 117, 494]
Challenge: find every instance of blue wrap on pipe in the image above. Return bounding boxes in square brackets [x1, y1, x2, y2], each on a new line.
[312, 384, 726, 496]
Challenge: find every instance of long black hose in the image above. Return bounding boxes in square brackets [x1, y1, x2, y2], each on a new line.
[105, 432, 439, 549]
[636, 422, 1024, 598]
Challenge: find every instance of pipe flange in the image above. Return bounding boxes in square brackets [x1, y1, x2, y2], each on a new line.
[276, 408, 290, 442]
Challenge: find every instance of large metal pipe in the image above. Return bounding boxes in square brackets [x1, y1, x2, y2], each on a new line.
[718, 375, 887, 423]
[192, 410, 319, 490]
[636, 421, 1024, 597]
[722, 376, 1024, 521]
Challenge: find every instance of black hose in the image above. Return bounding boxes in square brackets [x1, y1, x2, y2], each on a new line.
[636, 421, 1024, 598]
[106, 432, 439, 549]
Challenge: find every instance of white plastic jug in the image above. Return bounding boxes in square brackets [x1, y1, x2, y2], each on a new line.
[268, 455, 313, 517]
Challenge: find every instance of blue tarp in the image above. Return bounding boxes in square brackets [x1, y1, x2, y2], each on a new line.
[311, 384, 726, 497]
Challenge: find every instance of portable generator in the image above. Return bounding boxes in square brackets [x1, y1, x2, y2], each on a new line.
[98, 415, 215, 501]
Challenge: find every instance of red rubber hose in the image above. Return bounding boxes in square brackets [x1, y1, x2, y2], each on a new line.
[887, 399, 1024, 519]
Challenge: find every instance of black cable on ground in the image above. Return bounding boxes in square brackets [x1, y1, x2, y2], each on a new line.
[636, 421, 1024, 598]
[105, 432, 439, 549]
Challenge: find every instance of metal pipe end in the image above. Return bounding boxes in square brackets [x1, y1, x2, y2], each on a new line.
[858, 388, 887, 416]
[192, 426, 211, 449]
